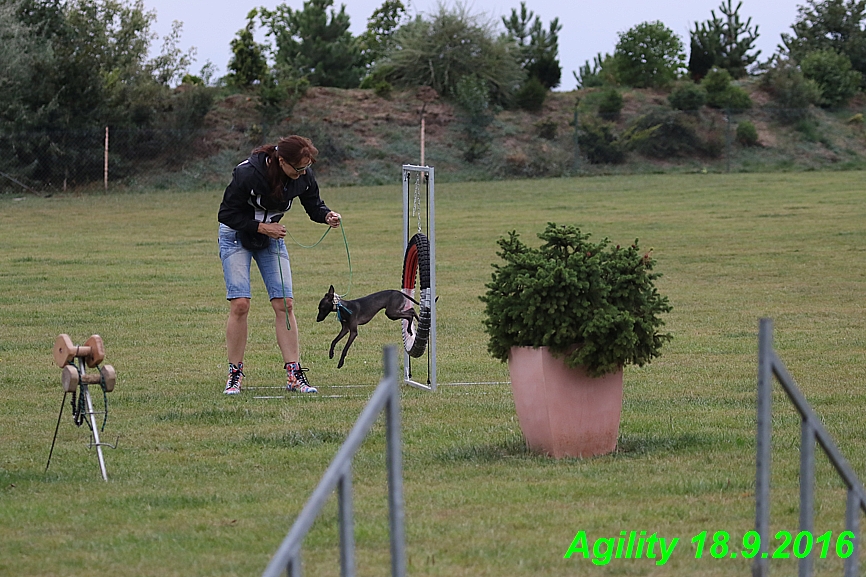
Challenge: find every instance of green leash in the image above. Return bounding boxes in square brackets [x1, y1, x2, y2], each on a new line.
[277, 220, 353, 332]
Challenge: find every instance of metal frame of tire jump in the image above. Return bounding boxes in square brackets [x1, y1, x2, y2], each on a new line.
[755, 318, 866, 577]
[401, 164, 437, 392]
[262, 346, 405, 577]
[46, 334, 117, 481]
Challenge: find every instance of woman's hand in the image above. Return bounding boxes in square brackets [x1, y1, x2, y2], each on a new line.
[258, 222, 286, 239]
[326, 211, 342, 228]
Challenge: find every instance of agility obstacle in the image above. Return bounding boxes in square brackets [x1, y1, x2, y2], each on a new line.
[401, 164, 437, 391]
[262, 346, 406, 577]
[755, 319, 866, 577]
[47, 334, 117, 481]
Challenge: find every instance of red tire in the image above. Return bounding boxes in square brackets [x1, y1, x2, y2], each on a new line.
[401, 233, 431, 358]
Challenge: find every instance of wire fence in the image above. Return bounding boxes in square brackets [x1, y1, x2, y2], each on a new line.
[0, 126, 209, 193]
[571, 105, 866, 175]
[1, 104, 864, 193]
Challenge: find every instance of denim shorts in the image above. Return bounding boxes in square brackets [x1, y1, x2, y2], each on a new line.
[219, 224, 293, 300]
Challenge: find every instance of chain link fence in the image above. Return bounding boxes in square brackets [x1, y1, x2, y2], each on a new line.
[571, 104, 866, 175]
[0, 126, 211, 194]
[1, 103, 864, 194]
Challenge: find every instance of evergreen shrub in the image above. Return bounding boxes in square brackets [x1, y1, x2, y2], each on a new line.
[736, 120, 759, 146]
[480, 223, 673, 377]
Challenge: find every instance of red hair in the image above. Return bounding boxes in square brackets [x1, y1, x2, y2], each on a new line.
[252, 135, 319, 198]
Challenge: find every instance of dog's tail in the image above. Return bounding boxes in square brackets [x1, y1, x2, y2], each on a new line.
[398, 290, 421, 305]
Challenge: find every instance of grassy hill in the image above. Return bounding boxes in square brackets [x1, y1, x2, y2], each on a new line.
[160, 81, 866, 191]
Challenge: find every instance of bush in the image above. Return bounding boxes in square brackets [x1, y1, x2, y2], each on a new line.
[702, 67, 753, 110]
[736, 120, 759, 146]
[515, 77, 547, 112]
[359, 65, 393, 89]
[574, 53, 612, 88]
[712, 85, 753, 110]
[535, 118, 558, 140]
[455, 75, 495, 162]
[629, 109, 713, 158]
[701, 67, 733, 95]
[597, 87, 624, 120]
[379, 4, 524, 106]
[760, 57, 822, 123]
[668, 82, 707, 111]
[795, 118, 821, 142]
[579, 121, 625, 164]
[800, 49, 863, 108]
[373, 80, 393, 99]
[480, 223, 672, 377]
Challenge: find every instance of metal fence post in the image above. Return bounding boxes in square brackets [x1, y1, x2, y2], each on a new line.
[799, 420, 815, 577]
[755, 318, 773, 577]
[385, 347, 406, 577]
[725, 110, 732, 173]
[756, 318, 866, 577]
[262, 347, 404, 577]
[845, 490, 859, 577]
[338, 463, 355, 577]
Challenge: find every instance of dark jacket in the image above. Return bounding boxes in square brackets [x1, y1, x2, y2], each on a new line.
[218, 152, 330, 234]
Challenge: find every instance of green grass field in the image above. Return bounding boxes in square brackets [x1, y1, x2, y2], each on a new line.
[1, 171, 865, 576]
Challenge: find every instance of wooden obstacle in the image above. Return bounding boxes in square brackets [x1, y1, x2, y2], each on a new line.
[53, 334, 105, 368]
[61, 364, 116, 393]
[53, 334, 115, 392]
[47, 334, 117, 481]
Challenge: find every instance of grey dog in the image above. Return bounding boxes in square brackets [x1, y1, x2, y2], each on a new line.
[316, 285, 419, 368]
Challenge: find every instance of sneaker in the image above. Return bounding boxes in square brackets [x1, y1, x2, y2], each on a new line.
[285, 362, 317, 393]
[224, 362, 244, 395]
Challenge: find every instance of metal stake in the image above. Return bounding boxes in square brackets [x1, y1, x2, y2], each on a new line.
[82, 383, 108, 481]
[45, 392, 68, 472]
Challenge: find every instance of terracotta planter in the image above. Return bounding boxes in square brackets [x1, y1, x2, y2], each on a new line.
[508, 346, 624, 458]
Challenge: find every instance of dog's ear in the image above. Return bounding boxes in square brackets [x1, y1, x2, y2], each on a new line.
[328, 285, 335, 295]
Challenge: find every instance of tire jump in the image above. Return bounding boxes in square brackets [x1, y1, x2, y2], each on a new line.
[401, 232, 431, 358]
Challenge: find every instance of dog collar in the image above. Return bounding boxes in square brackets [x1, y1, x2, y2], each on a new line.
[333, 295, 352, 322]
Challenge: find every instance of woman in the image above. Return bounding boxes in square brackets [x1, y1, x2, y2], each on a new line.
[217, 135, 341, 395]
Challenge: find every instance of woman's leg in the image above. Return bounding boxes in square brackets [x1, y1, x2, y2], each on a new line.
[256, 239, 298, 363]
[219, 224, 254, 394]
[271, 297, 299, 364]
[227, 298, 251, 364]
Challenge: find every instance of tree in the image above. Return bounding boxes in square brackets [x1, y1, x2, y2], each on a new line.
[377, 3, 524, 106]
[781, 0, 866, 80]
[689, 0, 760, 80]
[227, 9, 269, 87]
[260, 0, 363, 88]
[760, 56, 822, 122]
[574, 52, 615, 88]
[800, 48, 863, 106]
[689, 18, 721, 81]
[502, 2, 562, 89]
[700, 67, 752, 109]
[0, 0, 209, 188]
[357, 0, 407, 68]
[613, 21, 686, 88]
[454, 75, 494, 161]
[151, 20, 197, 86]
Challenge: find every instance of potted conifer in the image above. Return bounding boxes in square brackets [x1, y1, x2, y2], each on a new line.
[480, 223, 672, 458]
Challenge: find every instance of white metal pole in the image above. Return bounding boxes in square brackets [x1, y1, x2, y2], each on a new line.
[427, 166, 436, 391]
[104, 126, 109, 191]
[82, 382, 108, 481]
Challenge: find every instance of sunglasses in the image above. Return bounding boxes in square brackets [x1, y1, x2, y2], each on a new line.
[290, 160, 313, 172]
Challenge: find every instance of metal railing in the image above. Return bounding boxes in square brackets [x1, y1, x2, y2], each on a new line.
[262, 346, 406, 577]
[755, 318, 866, 577]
